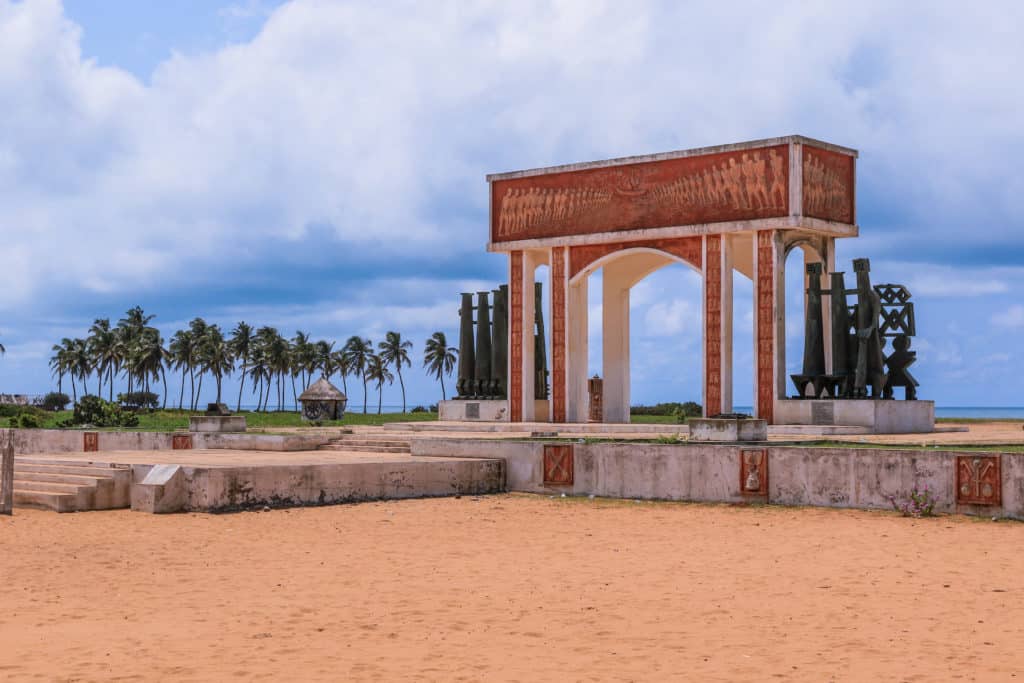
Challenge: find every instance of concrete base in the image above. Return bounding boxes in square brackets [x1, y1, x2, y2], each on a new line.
[439, 399, 509, 422]
[689, 418, 767, 442]
[774, 399, 934, 433]
[189, 416, 247, 433]
[411, 438, 1024, 520]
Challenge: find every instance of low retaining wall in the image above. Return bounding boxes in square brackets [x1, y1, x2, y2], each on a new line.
[7, 429, 327, 454]
[411, 438, 1024, 519]
[131, 458, 505, 513]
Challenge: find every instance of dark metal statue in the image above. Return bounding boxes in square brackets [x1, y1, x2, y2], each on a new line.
[851, 258, 886, 398]
[474, 291, 493, 396]
[534, 282, 548, 400]
[791, 262, 826, 397]
[456, 292, 475, 398]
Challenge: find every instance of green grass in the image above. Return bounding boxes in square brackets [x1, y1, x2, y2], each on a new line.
[36, 409, 438, 431]
[628, 414, 685, 424]
[937, 417, 1024, 424]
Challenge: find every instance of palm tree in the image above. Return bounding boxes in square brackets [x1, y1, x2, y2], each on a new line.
[247, 343, 270, 412]
[342, 336, 373, 414]
[332, 348, 351, 396]
[379, 331, 413, 413]
[168, 329, 194, 410]
[117, 306, 155, 395]
[423, 331, 458, 400]
[50, 339, 74, 398]
[188, 318, 208, 410]
[291, 331, 316, 390]
[365, 353, 393, 415]
[229, 322, 254, 412]
[87, 319, 118, 401]
[199, 324, 232, 405]
[69, 338, 91, 399]
[315, 340, 336, 382]
[258, 327, 290, 411]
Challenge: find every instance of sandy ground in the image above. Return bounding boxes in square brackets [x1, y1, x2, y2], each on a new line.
[1, 496, 1022, 682]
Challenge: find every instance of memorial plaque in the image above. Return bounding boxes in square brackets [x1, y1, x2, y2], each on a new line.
[543, 444, 574, 486]
[811, 401, 835, 425]
[83, 432, 99, 452]
[465, 402, 480, 419]
[956, 455, 1001, 506]
[740, 448, 768, 497]
[172, 434, 193, 450]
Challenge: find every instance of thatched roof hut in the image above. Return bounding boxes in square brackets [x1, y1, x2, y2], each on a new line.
[298, 377, 347, 420]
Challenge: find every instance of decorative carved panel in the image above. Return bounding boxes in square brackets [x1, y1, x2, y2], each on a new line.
[551, 247, 567, 423]
[802, 146, 854, 224]
[756, 231, 776, 423]
[83, 432, 99, 453]
[509, 251, 524, 423]
[543, 444, 574, 486]
[492, 145, 789, 242]
[740, 449, 768, 497]
[172, 434, 193, 450]
[568, 236, 703, 279]
[956, 455, 1001, 506]
[704, 235, 722, 417]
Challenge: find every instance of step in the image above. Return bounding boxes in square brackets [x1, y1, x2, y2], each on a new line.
[328, 440, 411, 448]
[318, 444, 411, 453]
[13, 479, 92, 494]
[13, 471, 112, 486]
[13, 489, 79, 513]
[14, 457, 125, 468]
[15, 463, 122, 478]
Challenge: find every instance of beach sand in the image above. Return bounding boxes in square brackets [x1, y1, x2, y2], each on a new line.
[1, 495, 1022, 681]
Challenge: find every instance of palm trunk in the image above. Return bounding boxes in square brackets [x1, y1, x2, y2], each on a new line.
[291, 375, 298, 413]
[70, 376, 77, 404]
[179, 368, 186, 410]
[397, 368, 406, 413]
[440, 374, 446, 401]
[362, 374, 368, 414]
[377, 382, 383, 414]
[237, 363, 246, 412]
[57, 373, 63, 395]
[108, 366, 114, 402]
[216, 375, 222, 404]
[161, 367, 168, 409]
[196, 373, 204, 411]
[189, 365, 195, 412]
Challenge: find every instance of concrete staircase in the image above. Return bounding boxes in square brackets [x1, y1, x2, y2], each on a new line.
[13, 458, 132, 512]
[318, 433, 412, 454]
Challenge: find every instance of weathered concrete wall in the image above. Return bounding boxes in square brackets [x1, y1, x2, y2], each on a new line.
[774, 399, 935, 433]
[439, 400, 509, 422]
[131, 457, 505, 513]
[6, 429, 328, 454]
[412, 438, 1024, 519]
[189, 416, 247, 433]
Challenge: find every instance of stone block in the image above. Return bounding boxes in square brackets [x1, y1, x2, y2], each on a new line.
[689, 418, 767, 442]
[188, 416, 247, 433]
[438, 399, 509, 422]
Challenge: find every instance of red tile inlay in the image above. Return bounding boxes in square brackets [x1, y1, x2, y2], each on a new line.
[704, 235, 722, 417]
[756, 231, 775, 423]
[956, 455, 1001, 506]
[551, 247, 567, 423]
[509, 251, 524, 423]
[543, 444, 574, 486]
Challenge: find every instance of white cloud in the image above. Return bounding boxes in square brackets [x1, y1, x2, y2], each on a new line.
[992, 305, 1024, 329]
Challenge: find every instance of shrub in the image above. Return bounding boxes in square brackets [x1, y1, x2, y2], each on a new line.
[17, 413, 43, 429]
[410, 405, 427, 413]
[118, 391, 159, 410]
[631, 402, 703, 418]
[40, 392, 71, 412]
[428, 404, 438, 413]
[889, 487, 937, 518]
[69, 396, 140, 428]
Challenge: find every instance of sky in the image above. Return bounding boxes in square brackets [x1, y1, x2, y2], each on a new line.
[0, 0, 1022, 410]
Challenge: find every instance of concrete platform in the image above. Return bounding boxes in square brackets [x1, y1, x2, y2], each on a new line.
[18, 449, 504, 514]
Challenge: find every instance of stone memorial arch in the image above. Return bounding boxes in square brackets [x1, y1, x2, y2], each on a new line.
[487, 136, 857, 424]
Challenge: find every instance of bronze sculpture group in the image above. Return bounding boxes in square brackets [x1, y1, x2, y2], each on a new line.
[792, 257, 918, 401]
[454, 283, 548, 401]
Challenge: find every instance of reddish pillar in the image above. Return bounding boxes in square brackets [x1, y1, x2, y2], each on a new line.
[755, 230, 777, 423]
[509, 251, 524, 423]
[703, 235, 722, 417]
[550, 246, 567, 423]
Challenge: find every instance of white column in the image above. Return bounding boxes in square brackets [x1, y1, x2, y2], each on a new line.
[567, 275, 589, 423]
[602, 262, 631, 423]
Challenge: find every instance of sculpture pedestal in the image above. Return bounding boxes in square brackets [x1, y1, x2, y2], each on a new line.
[189, 416, 247, 433]
[689, 418, 767, 442]
[439, 400, 509, 422]
[774, 399, 934, 434]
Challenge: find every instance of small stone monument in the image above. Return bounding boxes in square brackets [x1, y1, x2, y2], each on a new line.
[189, 404, 247, 433]
[298, 377, 348, 421]
[689, 414, 767, 442]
